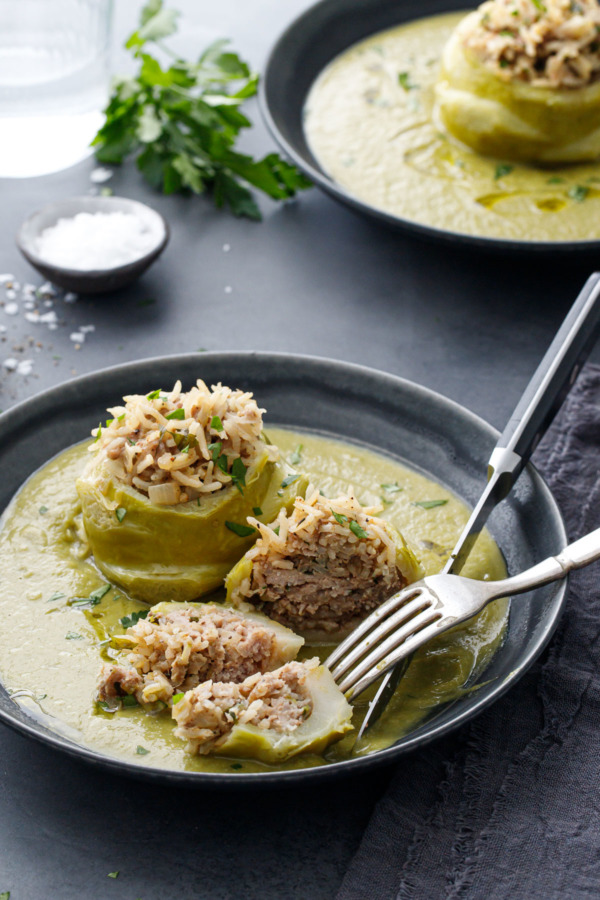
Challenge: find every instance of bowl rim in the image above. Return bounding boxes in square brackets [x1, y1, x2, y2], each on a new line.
[0, 350, 568, 788]
[15, 194, 170, 279]
[259, 0, 600, 254]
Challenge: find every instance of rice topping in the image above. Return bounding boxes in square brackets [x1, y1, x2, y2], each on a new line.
[87, 379, 277, 505]
[96, 604, 302, 706]
[460, 0, 600, 88]
[227, 485, 421, 635]
[171, 659, 316, 755]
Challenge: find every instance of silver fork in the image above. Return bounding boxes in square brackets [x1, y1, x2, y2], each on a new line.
[328, 528, 600, 700]
[355, 271, 600, 735]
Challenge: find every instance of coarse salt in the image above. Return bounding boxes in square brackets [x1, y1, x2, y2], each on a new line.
[35, 211, 163, 271]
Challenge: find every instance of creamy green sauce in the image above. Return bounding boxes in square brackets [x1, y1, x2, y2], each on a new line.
[304, 12, 600, 243]
[0, 428, 507, 773]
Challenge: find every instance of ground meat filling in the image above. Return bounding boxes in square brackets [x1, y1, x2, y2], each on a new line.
[461, 0, 600, 88]
[230, 486, 409, 634]
[86, 379, 277, 505]
[172, 659, 315, 755]
[96, 605, 289, 706]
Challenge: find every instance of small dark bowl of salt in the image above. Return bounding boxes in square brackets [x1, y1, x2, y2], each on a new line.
[16, 196, 169, 294]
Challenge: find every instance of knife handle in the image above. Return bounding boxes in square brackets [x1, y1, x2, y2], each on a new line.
[498, 271, 600, 463]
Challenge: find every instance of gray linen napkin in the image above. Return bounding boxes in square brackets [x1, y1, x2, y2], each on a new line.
[337, 363, 600, 900]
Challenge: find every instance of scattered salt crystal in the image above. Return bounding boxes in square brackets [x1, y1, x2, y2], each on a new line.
[22, 283, 36, 296]
[0, 325, 6, 333]
[5, 289, 16, 300]
[64, 292, 78, 303]
[70, 332, 85, 343]
[223, 244, 231, 252]
[36, 211, 163, 271]
[48, 322, 58, 331]
[25, 310, 57, 326]
[224, 285, 232, 294]
[24, 301, 35, 310]
[38, 282, 57, 298]
[0, 274, 14, 285]
[16, 360, 33, 375]
[43, 299, 53, 308]
[80, 324, 95, 334]
[5, 303, 18, 316]
[90, 166, 113, 184]
[3, 358, 17, 370]
[24, 311, 40, 323]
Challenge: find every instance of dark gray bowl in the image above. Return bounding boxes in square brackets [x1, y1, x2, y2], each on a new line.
[260, 0, 600, 254]
[16, 195, 169, 294]
[0, 352, 567, 787]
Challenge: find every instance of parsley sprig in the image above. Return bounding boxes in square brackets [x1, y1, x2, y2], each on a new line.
[91, 0, 312, 220]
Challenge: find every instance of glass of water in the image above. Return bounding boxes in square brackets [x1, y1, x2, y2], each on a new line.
[0, 0, 113, 178]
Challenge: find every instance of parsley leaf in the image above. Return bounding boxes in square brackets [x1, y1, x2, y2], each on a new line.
[281, 473, 301, 489]
[120, 609, 150, 628]
[568, 185, 589, 203]
[115, 507, 127, 522]
[415, 499, 448, 509]
[331, 510, 348, 526]
[165, 407, 185, 420]
[494, 163, 514, 180]
[289, 444, 303, 465]
[136, 745, 150, 755]
[230, 457, 247, 494]
[349, 521, 369, 539]
[172, 692, 185, 704]
[210, 415, 224, 432]
[92, 1, 311, 220]
[146, 388, 161, 399]
[252, 506, 263, 516]
[381, 482, 402, 493]
[398, 71, 416, 91]
[225, 520, 256, 537]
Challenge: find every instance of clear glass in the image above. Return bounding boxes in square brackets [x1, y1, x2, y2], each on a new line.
[0, 0, 113, 178]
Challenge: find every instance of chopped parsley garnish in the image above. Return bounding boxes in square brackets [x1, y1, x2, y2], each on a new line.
[568, 185, 589, 203]
[381, 482, 402, 493]
[107, 872, 119, 879]
[165, 407, 185, 420]
[48, 591, 66, 603]
[216, 453, 229, 474]
[415, 499, 448, 509]
[349, 521, 369, 539]
[272, 525, 280, 536]
[208, 441, 222, 460]
[71, 584, 112, 608]
[210, 415, 224, 432]
[230, 763, 243, 770]
[499, 59, 510, 68]
[65, 631, 83, 640]
[121, 695, 139, 708]
[531, 0, 547, 11]
[38, 505, 48, 515]
[115, 507, 127, 523]
[172, 692, 185, 704]
[89, 584, 112, 603]
[1, 892, 11, 899]
[136, 745, 150, 755]
[398, 71, 416, 91]
[147, 389, 161, 399]
[332, 510, 348, 526]
[494, 163, 514, 180]
[94, 423, 102, 442]
[225, 520, 256, 537]
[252, 506, 263, 516]
[281, 473, 301, 489]
[120, 609, 150, 628]
[499, 28, 514, 36]
[547, 176, 565, 184]
[289, 444, 303, 465]
[230, 457, 247, 494]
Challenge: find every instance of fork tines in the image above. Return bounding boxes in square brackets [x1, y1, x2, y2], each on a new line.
[326, 585, 442, 701]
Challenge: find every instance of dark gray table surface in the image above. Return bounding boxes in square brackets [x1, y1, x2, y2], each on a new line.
[1, 2, 599, 898]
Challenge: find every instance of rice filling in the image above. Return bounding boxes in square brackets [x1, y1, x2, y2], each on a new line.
[171, 659, 316, 755]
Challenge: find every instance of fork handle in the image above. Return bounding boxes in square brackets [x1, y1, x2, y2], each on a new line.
[484, 527, 600, 601]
